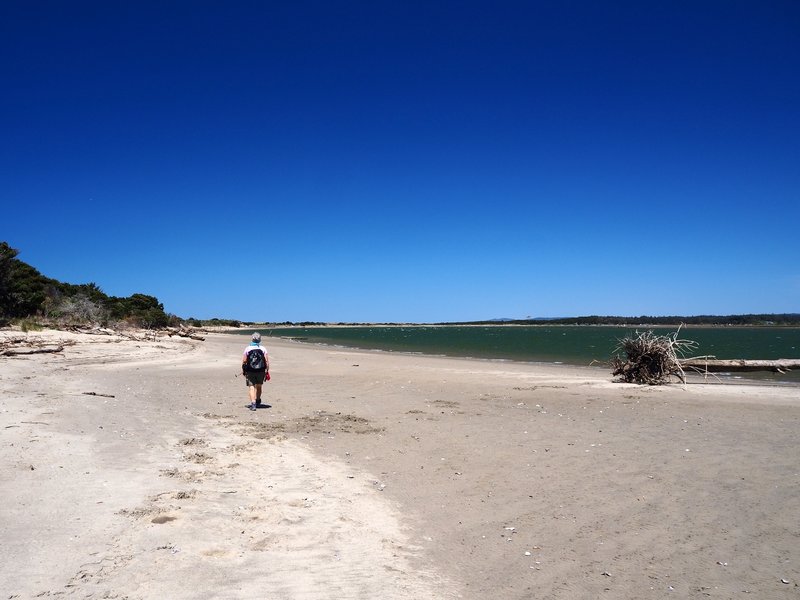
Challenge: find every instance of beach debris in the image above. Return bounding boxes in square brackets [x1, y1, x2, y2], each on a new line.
[781, 578, 790, 584]
[601, 571, 611, 577]
[165, 326, 205, 341]
[82, 391, 116, 398]
[0, 335, 74, 356]
[610, 327, 698, 385]
[501, 527, 517, 542]
[680, 358, 800, 374]
[611, 327, 800, 383]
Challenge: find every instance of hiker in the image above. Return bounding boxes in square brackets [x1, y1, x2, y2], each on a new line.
[242, 332, 270, 410]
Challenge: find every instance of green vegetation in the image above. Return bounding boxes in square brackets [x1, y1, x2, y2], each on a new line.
[185, 317, 244, 328]
[0, 241, 174, 329]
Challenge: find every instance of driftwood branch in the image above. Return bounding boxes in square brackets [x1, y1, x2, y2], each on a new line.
[63, 325, 206, 342]
[66, 325, 116, 336]
[0, 336, 76, 357]
[681, 358, 800, 374]
[1, 345, 65, 356]
[66, 326, 149, 341]
[165, 327, 205, 341]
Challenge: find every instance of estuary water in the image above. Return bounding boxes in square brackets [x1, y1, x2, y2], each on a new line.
[246, 325, 800, 384]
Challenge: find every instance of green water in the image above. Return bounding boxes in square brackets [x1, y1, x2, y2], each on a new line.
[243, 325, 800, 384]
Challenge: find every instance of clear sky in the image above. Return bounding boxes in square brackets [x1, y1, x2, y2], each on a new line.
[2, 1, 798, 323]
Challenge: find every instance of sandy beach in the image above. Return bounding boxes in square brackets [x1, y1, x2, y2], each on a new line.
[1, 330, 798, 599]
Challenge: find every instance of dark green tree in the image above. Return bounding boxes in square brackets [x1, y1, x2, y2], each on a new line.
[0, 242, 49, 321]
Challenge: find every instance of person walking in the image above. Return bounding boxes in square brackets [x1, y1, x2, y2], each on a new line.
[242, 332, 270, 410]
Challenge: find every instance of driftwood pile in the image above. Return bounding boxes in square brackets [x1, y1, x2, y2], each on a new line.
[165, 327, 206, 341]
[611, 329, 698, 385]
[63, 325, 205, 342]
[1, 325, 205, 358]
[611, 328, 800, 384]
[0, 336, 75, 357]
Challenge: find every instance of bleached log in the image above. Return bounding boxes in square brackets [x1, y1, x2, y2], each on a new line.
[681, 358, 800, 374]
[1, 345, 64, 356]
[165, 327, 206, 341]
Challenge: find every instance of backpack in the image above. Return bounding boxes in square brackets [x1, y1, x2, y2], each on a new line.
[246, 348, 266, 372]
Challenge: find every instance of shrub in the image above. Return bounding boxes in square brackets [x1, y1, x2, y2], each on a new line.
[19, 318, 43, 332]
[52, 294, 108, 325]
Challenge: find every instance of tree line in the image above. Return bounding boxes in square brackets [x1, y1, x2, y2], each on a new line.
[0, 241, 174, 329]
[446, 314, 800, 326]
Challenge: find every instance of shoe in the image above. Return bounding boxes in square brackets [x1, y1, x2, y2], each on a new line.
[255, 398, 262, 407]
[248, 403, 257, 411]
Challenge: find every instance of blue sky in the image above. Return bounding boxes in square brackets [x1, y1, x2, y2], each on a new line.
[2, 1, 798, 322]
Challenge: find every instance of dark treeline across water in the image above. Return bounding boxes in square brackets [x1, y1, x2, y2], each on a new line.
[238, 325, 800, 384]
[453, 314, 800, 326]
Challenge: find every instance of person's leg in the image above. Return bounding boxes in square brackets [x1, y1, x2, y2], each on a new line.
[246, 375, 257, 406]
[255, 383, 263, 404]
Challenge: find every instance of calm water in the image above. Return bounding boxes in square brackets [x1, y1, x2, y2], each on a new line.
[244, 325, 800, 384]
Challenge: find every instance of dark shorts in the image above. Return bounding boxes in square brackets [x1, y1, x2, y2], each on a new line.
[245, 371, 266, 386]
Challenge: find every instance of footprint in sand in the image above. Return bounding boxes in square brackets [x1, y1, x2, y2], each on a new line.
[160, 467, 204, 482]
[249, 534, 277, 551]
[178, 437, 208, 447]
[118, 506, 171, 519]
[184, 451, 214, 464]
[151, 515, 178, 524]
[201, 548, 231, 557]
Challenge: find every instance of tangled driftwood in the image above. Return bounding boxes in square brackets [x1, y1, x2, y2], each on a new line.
[611, 328, 800, 384]
[610, 329, 699, 385]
